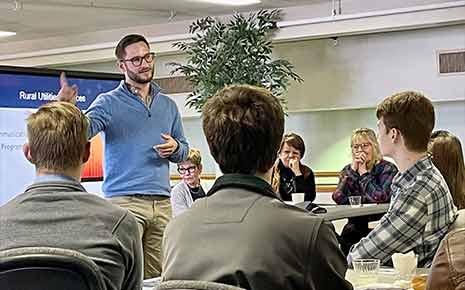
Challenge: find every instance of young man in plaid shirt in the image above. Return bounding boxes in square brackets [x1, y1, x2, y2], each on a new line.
[348, 91, 457, 267]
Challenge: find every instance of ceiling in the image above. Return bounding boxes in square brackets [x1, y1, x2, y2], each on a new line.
[0, 0, 462, 61]
[0, 0, 325, 42]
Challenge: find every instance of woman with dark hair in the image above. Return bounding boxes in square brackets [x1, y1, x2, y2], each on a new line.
[333, 128, 398, 255]
[429, 130, 465, 210]
[271, 133, 316, 202]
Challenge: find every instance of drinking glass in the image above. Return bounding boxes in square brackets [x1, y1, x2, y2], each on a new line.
[349, 196, 362, 208]
[353, 259, 380, 285]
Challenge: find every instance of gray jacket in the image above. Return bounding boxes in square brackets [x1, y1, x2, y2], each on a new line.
[162, 174, 352, 290]
[0, 180, 143, 290]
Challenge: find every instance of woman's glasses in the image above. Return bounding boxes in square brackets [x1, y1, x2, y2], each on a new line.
[352, 143, 371, 151]
[177, 166, 197, 175]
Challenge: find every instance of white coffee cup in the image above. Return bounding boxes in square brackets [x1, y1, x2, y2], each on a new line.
[291, 193, 305, 204]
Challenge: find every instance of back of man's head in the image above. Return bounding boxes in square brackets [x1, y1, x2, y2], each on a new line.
[26, 101, 89, 171]
[202, 85, 284, 175]
[376, 91, 435, 153]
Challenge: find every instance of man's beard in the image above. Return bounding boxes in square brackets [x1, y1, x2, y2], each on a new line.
[127, 66, 154, 84]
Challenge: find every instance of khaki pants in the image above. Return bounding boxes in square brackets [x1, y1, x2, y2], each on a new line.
[109, 195, 172, 279]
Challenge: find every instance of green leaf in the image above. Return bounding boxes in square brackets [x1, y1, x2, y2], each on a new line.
[170, 9, 302, 111]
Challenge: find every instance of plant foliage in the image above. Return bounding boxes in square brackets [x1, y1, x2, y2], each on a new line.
[170, 9, 303, 111]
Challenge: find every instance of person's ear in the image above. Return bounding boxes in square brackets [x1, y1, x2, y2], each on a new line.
[117, 60, 126, 74]
[23, 143, 33, 164]
[391, 128, 401, 144]
[198, 164, 203, 174]
[82, 142, 91, 163]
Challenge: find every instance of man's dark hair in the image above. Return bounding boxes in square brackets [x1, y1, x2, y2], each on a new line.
[115, 34, 150, 60]
[202, 84, 285, 174]
[376, 91, 435, 152]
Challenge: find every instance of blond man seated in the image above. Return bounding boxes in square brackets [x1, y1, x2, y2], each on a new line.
[0, 102, 142, 290]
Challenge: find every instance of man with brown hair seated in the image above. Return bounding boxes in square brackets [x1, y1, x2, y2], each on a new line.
[0, 102, 143, 290]
[161, 85, 352, 290]
[349, 91, 456, 267]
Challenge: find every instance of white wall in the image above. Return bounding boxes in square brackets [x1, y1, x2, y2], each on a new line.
[157, 100, 464, 176]
[54, 25, 465, 181]
[277, 24, 465, 110]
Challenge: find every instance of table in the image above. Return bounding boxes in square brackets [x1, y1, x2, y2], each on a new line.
[143, 277, 161, 290]
[145, 268, 428, 290]
[346, 267, 429, 289]
[296, 202, 390, 221]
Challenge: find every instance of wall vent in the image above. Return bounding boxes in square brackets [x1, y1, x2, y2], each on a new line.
[438, 49, 465, 75]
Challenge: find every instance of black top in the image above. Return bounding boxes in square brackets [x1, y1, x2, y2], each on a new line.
[278, 160, 316, 202]
[189, 186, 206, 201]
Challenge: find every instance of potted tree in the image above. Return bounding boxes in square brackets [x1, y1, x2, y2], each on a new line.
[170, 9, 303, 111]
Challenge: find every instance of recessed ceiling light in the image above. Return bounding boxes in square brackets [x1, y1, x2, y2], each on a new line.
[191, 0, 261, 6]
[0, 31, 16, 38]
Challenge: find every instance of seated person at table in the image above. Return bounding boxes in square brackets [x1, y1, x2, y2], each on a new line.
[333, 128, 398, 255]
[171, 148, 207, 217]
[426, 228, 465, 290]
[0, 102, 143, 290]
[428, 130, 465, 210]
[271, 133, 316, 202]
[349, 91, 456, 267]
[162, 85, 352, 290]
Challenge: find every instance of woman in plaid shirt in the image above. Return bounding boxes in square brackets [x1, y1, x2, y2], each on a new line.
[333, 128, 398, 255]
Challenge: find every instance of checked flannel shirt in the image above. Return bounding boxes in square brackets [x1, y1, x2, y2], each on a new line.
[332, 159, 398, 205]
[348, 155, 457, 267]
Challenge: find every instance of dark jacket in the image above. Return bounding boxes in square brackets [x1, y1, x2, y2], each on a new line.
[162, 174, 352, 290]
[0, 180, 143, 290]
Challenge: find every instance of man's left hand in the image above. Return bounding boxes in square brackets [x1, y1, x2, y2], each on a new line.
[154, 133, 178, 158]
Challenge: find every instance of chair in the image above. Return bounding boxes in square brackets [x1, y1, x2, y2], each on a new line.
[155, 280, 247, 290]
[0, 247, 106, 290]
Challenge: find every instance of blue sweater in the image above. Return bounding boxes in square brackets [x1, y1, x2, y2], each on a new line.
[85, 81, 189, 197]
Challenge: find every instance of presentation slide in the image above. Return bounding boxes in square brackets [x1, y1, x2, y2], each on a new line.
[0, 67, 121, 206]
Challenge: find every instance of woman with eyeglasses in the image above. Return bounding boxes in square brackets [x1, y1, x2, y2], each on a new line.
[171, 148, 206, 217]
[428, 130, 465, 210]
[271, 133, 316, 202]
[332, 128, 398, 255]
